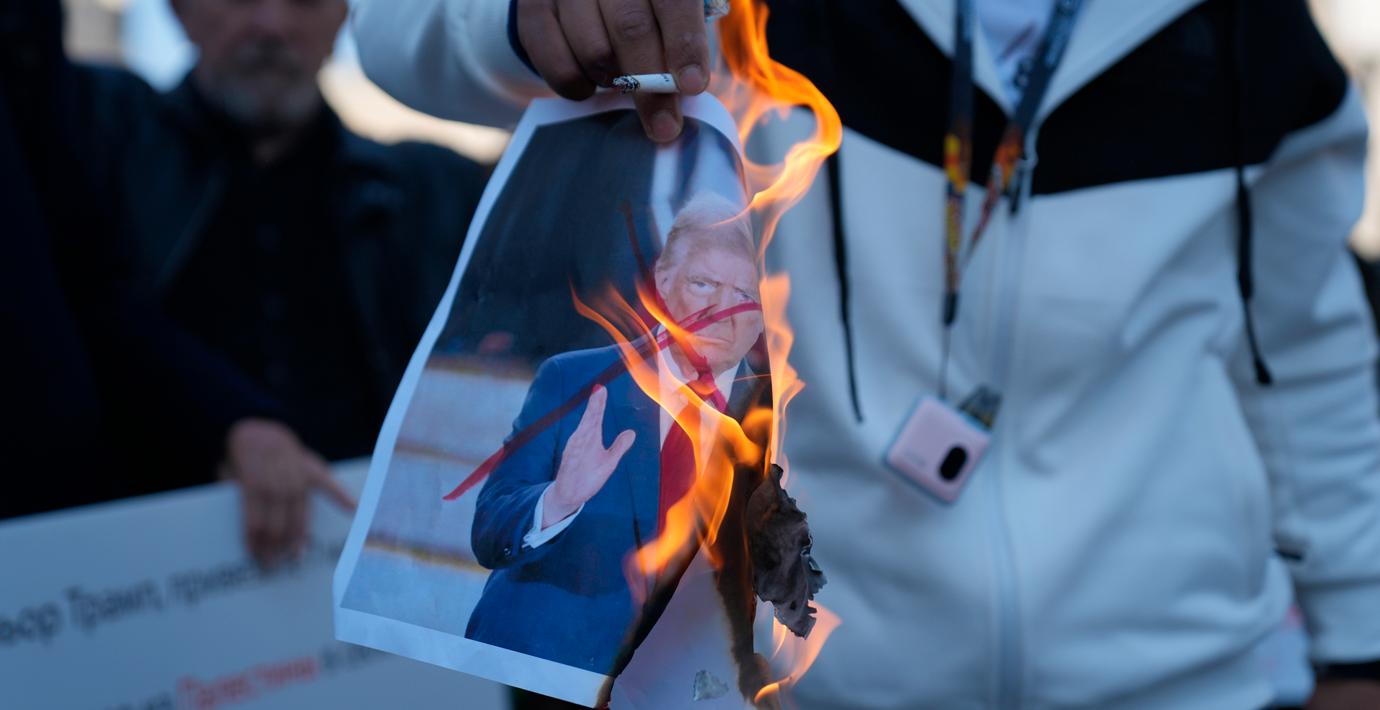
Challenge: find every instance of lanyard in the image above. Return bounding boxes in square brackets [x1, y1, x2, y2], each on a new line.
[942, 0, 1083, 328]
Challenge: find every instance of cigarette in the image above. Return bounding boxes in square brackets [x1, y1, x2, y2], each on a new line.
[612, 73, 678, 94]
[609, 2, 728, 95]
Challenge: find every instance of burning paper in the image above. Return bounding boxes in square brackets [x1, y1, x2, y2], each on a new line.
[333, 94, 822, 708]
[336, 2, 843, 705]
[748, 465, 826, 638]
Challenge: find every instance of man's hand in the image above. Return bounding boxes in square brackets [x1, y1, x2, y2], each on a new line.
[543, 386, 637, 527]
[221, 418, 356, 567]
[515, 0, 711, 142]
[1308, 679, 1380, 710]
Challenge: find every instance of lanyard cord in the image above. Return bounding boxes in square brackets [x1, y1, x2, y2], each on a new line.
[939, 0, 1083, 403]
[942, 0, 976, 328]
[939, 0, 976, 401]
[943, 0, 1082, 328]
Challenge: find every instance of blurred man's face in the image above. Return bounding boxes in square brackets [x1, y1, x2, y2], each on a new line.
[174, 0, 346, 130]
[657, 237, 763, 376]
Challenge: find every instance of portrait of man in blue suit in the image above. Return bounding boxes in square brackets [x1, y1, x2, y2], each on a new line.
[464, 193, 766, 674]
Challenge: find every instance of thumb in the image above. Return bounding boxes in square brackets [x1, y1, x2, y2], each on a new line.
[606, 429, 637, 463]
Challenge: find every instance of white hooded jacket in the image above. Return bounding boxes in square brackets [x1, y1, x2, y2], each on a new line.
[350, 1, 1380, 707]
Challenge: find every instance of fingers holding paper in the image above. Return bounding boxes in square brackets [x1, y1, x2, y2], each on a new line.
[519, 0, 598, 100]
[610, 0, 708, 141]
[515, 0, 710, 142]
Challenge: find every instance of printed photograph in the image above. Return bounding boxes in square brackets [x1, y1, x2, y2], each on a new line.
[334, 96, 775, 707]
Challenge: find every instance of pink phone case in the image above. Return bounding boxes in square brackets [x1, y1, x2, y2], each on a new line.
[884, 397, 989, 503]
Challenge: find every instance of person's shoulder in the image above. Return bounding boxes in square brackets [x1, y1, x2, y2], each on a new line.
[63, 63, 167, 164]
[540, 344, 626, 377]
[71, 62, 162, 118]
[74, 62, 155, 93]
[530, 345, 637, 408]
[544, 344, 623, 367]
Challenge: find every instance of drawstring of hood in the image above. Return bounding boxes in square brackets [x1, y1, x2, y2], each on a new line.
[828, 152, 866, 422]
[1231, 0, 1274, 386]
[819, 0, 865, 423]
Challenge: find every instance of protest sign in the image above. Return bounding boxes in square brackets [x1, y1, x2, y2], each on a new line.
[0, 461, 505, 710]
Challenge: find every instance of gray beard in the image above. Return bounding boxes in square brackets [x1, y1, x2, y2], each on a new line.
[198, 70, 323, 134]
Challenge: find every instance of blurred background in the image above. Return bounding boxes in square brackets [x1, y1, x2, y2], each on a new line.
[1313, 0, 1380, 256]
[60, 0, 1380, 254]
[62, 0, 510, 165]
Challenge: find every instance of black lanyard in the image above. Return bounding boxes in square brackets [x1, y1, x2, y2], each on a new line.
[942, 0, 1083, 328]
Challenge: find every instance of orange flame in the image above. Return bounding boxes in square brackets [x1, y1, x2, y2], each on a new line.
[574, 0, 838, 577]
[755, 605, 842, 706]
[572, 287, 760, 581]
[717, 19, 838, 704]
[759, 274, 802, 486]
[575, 0, 841, 703]
[716, 0, 843, 251]
[714, 0, 833, 493]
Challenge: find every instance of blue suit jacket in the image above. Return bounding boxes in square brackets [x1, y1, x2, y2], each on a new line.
[465, 345, 762, 674]
[466, 345, 667, 673]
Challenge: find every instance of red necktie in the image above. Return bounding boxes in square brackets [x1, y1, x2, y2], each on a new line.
[657, 370, 727, 534]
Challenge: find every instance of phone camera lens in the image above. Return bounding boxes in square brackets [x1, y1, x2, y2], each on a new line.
[939, 446, 969, 482]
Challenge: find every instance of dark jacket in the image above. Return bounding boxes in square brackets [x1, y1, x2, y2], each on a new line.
[1, 0, 138, 517]
[112, 75, 481, 379]
[1, 63, 116, 518]
[79, 67, 487, 487]
[117, 77, 485, 392]
[1, 0, 487, 508]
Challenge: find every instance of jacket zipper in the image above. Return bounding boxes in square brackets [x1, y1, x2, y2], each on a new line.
[985, 137, 1039, 709]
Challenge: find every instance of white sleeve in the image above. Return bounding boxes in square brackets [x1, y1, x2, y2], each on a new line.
[1237, 85, 1380, 663]
[350, 0, 553, 128]
[522, 484, 583, 548]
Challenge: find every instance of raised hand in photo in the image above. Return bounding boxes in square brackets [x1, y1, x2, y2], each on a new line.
[542, 386, 637, 527]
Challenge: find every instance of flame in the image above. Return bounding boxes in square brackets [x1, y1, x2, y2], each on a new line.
[572, 287, 759, 580]
[713, 0, 832, 492]
[759, 274, 802, 486]
[754, 605, 842, 706]
[573, 0, 841, 703]
[715, 0, 843, 251]
[713, 6, 842, 698]
[573, 0, 837, 576]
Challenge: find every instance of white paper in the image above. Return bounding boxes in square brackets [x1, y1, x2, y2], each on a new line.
[334, 93, 771, 707]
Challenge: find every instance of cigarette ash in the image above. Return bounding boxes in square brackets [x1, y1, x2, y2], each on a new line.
[746, 465, 826, 638]
[704, 0, 732, 21]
